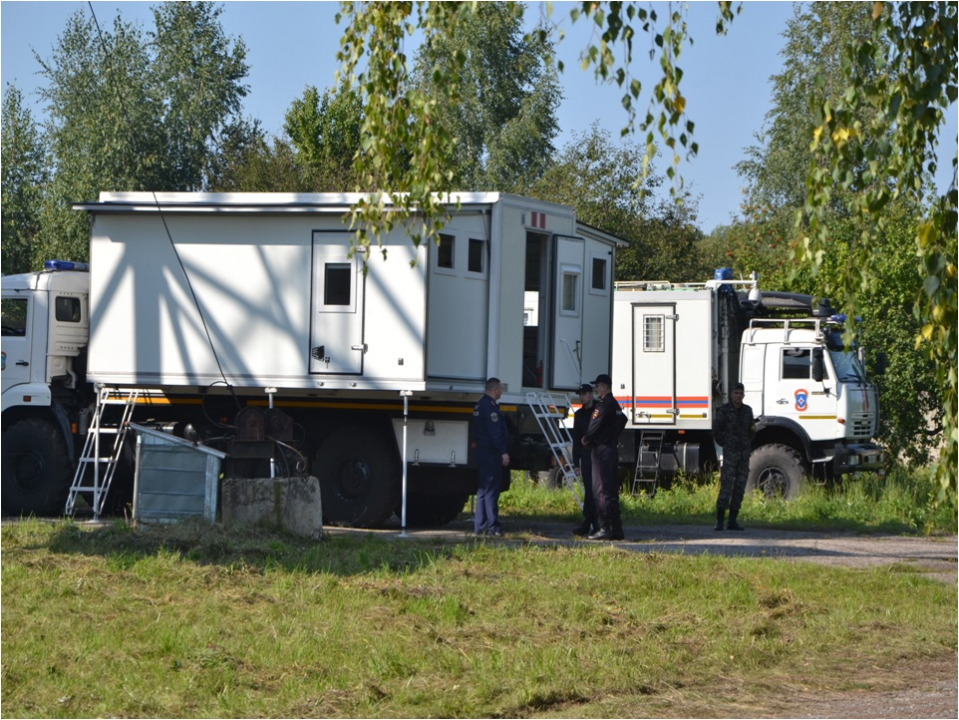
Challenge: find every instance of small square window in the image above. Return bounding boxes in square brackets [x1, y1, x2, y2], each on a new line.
[55, 296, 81, 323]
[782, 348, 811, 379]
[437, 234, 454, 269]
[468, 239, 484, 273]
[324, 263, 352, 306]
[644, 316, 665, 352]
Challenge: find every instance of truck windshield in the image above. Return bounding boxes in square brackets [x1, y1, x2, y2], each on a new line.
[828, 348, 866, 383]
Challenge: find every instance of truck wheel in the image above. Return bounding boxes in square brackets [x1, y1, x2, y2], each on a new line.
[746, 444, 805, 501]
[1, 418, 72, 516]
[314, 426, 399, 527]
[536, 466, 563, 489]
[398, 492, 469, 527]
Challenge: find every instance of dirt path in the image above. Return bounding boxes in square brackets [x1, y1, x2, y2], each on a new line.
[330, 518, 958, 583]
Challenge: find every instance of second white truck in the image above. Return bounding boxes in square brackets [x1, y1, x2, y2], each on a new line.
[607, 270, 883, 497]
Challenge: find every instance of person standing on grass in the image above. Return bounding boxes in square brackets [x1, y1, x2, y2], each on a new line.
[581, 373, 628, 541]
[471, 377, 510, 536]
[570, 383, 598, 537]
[713, 382, 755, 531]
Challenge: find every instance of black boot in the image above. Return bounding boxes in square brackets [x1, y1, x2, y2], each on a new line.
[727, 509, 744, 531]
[610, 522, 625, 541]
[587, 524, 612, 540]
[573, 518, 594, 537]
[714, 507, 726, 531]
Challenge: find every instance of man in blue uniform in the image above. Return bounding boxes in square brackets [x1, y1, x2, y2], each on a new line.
[570, 383, 598, 536]
[472, 377, 510, 536]
[581, 373, 627, 541]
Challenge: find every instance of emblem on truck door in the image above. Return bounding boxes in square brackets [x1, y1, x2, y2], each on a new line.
[794, 389, 809, 412]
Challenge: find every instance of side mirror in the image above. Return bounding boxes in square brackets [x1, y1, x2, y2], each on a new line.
[812, 347, 824, 383]
[875, 351, 887, 376]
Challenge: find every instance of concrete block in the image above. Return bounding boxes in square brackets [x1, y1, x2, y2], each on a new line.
[220, 476, 323, 539]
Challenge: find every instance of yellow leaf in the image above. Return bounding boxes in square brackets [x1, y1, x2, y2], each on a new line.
[872, 2, 884, 20]
[921, 324, 935, 341]
[917, 222, 936, 247]
[674, 94, 686, 114]
[813, 126, 823, 144]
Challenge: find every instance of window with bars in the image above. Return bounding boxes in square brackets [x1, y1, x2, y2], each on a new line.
[644, 315, 665, 352]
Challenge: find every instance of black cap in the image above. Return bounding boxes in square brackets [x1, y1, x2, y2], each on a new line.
[577, 383, 594, 394]
[592, 373, 612, 386]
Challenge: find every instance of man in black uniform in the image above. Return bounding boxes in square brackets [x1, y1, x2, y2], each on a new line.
[570, 383, 598, 536]
[472, 377, 510, 536]
[713, 382, 755, 531]
[581, 373, 627, 540]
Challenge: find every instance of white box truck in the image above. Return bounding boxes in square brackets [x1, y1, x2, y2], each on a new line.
[1, 192, 624, 525]
[609, 271, 883, 497]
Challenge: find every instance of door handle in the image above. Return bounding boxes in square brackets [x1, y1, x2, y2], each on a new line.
[351, 344, 368, 353]
[16, 361, 29, 367]
[776, 398, 788, 404]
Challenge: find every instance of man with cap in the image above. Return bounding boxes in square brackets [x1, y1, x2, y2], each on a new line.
[581, 373, 628, 540]
[472, 377, 510, 536]
[713, 382, 755, 531]
[570, 382, 598, 536]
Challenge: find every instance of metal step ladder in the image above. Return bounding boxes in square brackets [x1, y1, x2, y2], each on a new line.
[632, 430, 664, 496]
[526, 392, 584, 509]
[65, 386, 140, 518]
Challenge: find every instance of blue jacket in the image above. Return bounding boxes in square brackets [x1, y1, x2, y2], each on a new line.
[472, 393, 509, 459]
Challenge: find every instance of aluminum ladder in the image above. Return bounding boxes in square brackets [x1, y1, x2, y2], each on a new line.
[631, 429, 664, 496]
[526, 392, 584, 509]
[65, 386, 140, 518]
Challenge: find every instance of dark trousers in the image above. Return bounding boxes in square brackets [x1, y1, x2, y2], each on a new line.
[580, 454, 596, 522]
[717, 451, 749, 512]
[475, 455, 502, 533]
[591, 444, 620, 528]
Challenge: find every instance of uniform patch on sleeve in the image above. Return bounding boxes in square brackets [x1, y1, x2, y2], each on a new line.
[490, 412, 499, 422]
[592, 408, 599, 419]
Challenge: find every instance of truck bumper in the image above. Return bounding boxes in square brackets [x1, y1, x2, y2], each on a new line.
[833, 443, 883, 475]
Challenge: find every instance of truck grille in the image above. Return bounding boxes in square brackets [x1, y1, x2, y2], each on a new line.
[849, 414, 874, 439]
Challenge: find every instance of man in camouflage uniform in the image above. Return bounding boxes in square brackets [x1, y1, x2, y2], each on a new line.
[713, 382, 754, 531]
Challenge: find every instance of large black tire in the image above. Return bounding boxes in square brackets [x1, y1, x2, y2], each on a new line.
[746, 444, 805, 500]
[397, 492, 469, 527]
[1, 418, 73, 516]
[314, 425, 399, 527]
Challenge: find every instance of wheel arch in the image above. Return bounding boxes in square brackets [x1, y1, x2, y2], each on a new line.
[753, 417, 811, 466]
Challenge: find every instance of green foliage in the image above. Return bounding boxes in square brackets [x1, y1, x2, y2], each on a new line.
[1, 86, 47, 275]
[737, 3, 880, 211]
[803, 1, 958, 504]
[283, 83, 364, 190]
[334, 1, 736, 261]
[526, 123, 707, 282]
[29, 2, 249, 266]
[411, 2, 560, 192]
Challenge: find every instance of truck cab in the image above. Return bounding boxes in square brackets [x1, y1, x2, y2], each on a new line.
[2, 261, 91, 515]
[742, 316, 882, 492]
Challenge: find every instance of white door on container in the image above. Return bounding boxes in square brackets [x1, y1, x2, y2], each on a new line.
[550, 235, 584, 390]
[631, 303, 677, 425]
[310, 232, 365, 375]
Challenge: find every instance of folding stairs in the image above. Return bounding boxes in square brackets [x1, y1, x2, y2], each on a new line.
[631, 429, 664, 496]
[526, 392, 584, 509]
[65, 386, 140, 518]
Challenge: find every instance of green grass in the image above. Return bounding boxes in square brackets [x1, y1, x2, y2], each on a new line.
[503, 466, 958, 534]
[2, 513, 956, 718]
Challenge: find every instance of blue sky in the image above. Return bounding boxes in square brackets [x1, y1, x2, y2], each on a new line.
[2, 1, 956, 234]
